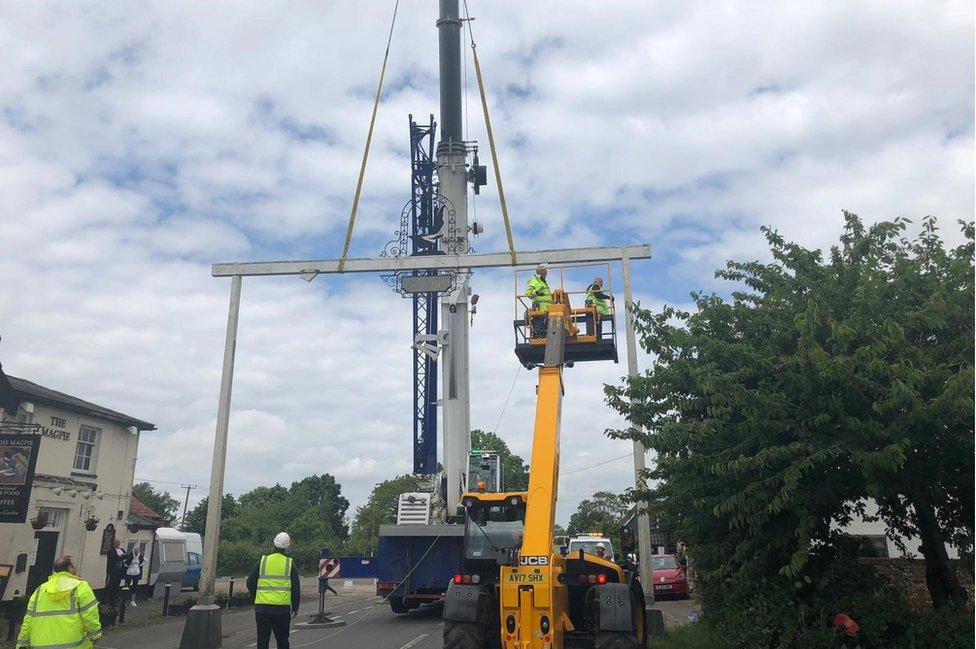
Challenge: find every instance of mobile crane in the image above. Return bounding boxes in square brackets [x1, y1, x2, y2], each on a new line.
[444, 288, 646, 649]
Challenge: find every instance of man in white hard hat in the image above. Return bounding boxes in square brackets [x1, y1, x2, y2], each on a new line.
[595, 542, 608, 559]
[246, 532, 300, 649]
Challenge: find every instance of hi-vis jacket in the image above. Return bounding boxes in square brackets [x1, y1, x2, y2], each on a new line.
[17, 571, 101, 649]
[254, 553, 293, 606]
[526, 274, 552, 311]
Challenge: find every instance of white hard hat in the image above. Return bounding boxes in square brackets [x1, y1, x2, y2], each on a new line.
[273, 532, 291, 550]
[596, 542, 606, 549]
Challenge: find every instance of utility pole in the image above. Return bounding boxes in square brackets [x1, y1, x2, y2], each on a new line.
[436, 0, 472, 515]
[180, 484, 197, 530]
[622, 252, 665, 635]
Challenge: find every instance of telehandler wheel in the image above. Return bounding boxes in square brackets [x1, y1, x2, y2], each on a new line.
[593, 631, 639, 649]
[443, 619, 486, 649]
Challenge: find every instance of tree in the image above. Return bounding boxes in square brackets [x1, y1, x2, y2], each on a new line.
[471, 429, 529, 490]
[185, 474, 351, 573]
[182, 494, 240, 535]
[132, 482, 180, 526]
[605, 215, 973, 617]
[566, 491, 628, 536]
[346, 475, 422, 555]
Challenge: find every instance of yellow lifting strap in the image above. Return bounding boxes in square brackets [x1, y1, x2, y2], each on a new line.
[338, 0, 400, 273]
[470, 41, 517, 266]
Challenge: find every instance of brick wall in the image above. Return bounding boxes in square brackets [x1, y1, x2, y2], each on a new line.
[859, 557, 975, 611]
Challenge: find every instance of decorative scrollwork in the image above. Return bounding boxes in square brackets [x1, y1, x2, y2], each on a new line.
[436, 195, 472, 255]
[379, 200, 413, 259]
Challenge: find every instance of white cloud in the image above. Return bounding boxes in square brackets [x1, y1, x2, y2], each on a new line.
[0, 1, 971, 529]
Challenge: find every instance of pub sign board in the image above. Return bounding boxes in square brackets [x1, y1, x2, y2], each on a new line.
[0, 434, 41, 524]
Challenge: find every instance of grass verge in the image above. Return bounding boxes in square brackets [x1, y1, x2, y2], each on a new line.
[654, 621, 731, 649]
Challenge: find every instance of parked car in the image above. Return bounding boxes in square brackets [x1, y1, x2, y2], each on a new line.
[182, 533, 202, 591]
[182, 551, 202, 590]
[651, 554, 688, 599]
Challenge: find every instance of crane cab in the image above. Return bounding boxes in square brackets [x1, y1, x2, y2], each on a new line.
[513, 263, 619, 368]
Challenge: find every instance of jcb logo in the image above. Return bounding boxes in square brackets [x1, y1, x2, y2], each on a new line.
[519, 556, 549, 566]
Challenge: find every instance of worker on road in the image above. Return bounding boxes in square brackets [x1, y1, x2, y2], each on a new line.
[18, 556, 102, 649]
[525, 264, 552, 337]
[247, 532, 301, 649]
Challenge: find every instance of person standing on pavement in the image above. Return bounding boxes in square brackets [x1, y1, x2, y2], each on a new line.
[18, 556, 102, 649]
[123, 545, 145, 607]
[105, 537, 126, 604]
[246, 532, 301, 649]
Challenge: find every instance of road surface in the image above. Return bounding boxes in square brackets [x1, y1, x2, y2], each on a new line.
[98, 590, 445, 649]
[95, 587, 698, 649]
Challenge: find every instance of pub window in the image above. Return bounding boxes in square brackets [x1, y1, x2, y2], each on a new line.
[73, 425, 100, 472]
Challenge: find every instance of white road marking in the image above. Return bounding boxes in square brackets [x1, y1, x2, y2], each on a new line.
[399, 633, 429, 649]
[346, 609, 358, 614]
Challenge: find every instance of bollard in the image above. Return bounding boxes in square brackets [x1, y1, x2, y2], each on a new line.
[118, 587, 128, 624]
[162, 583, 171, 616]
[228, 578, 235, 608]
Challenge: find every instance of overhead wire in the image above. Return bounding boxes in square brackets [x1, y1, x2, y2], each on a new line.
[562, 453, 633, 476]
[462, 0, 517, 265]
[490, 364, 521, 436]
[337, 0, 401, 272]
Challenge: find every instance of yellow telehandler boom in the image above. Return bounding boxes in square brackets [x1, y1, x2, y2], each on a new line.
[499, 291, 646, 649]
[444, 287, 647, 649]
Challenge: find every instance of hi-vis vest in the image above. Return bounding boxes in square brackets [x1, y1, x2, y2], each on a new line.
[255, 553, 293, 606]
[586, 284, 610, 316]
[526, 275, 552, 311]
[17, 571, 102, 649]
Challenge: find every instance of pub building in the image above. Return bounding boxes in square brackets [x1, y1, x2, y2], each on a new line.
[0, 367, 156, 606]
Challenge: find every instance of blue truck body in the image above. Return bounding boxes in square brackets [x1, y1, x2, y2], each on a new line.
[375, 524, 465, 609]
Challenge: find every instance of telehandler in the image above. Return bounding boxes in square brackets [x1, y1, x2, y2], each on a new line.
[444, 289, 647, 648]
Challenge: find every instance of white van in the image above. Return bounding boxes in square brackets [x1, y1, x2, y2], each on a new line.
[567, 534, 615, 562]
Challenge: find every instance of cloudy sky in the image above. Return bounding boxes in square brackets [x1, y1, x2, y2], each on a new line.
[1, 1, 972, 527]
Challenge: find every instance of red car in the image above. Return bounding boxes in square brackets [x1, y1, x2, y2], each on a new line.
[651, 554, 689, 599]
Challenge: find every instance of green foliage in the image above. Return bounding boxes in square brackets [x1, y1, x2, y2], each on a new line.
[183, 494, 240, 535]
[655, 621, 731, 649]
[605, 215, 974, 644]
[216, 540, 257, 576]
[471, 429, 529, 490]
[346, 474, 421, 555]
[132, 482, 180, 526]
[190, 474, 350, 574]
[566, 491, 628, 535]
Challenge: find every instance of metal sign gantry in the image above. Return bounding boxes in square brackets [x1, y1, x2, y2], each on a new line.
[200, 243, 655, 608]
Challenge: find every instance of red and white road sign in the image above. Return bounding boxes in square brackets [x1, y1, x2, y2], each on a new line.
[319, 557, 341, 579]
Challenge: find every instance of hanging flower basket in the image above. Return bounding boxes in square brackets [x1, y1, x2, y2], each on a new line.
[84, 517, 99, 531]
[30, 512, 49, 530]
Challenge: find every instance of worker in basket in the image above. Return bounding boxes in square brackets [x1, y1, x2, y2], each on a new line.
[584, 277, 613, 336]
[525, 263, 553, 337]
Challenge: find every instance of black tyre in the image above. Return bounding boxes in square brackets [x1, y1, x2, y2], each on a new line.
[594, 631, 639, 649]
[443, 619, 486, 649]
[389, 596, 411, 614]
